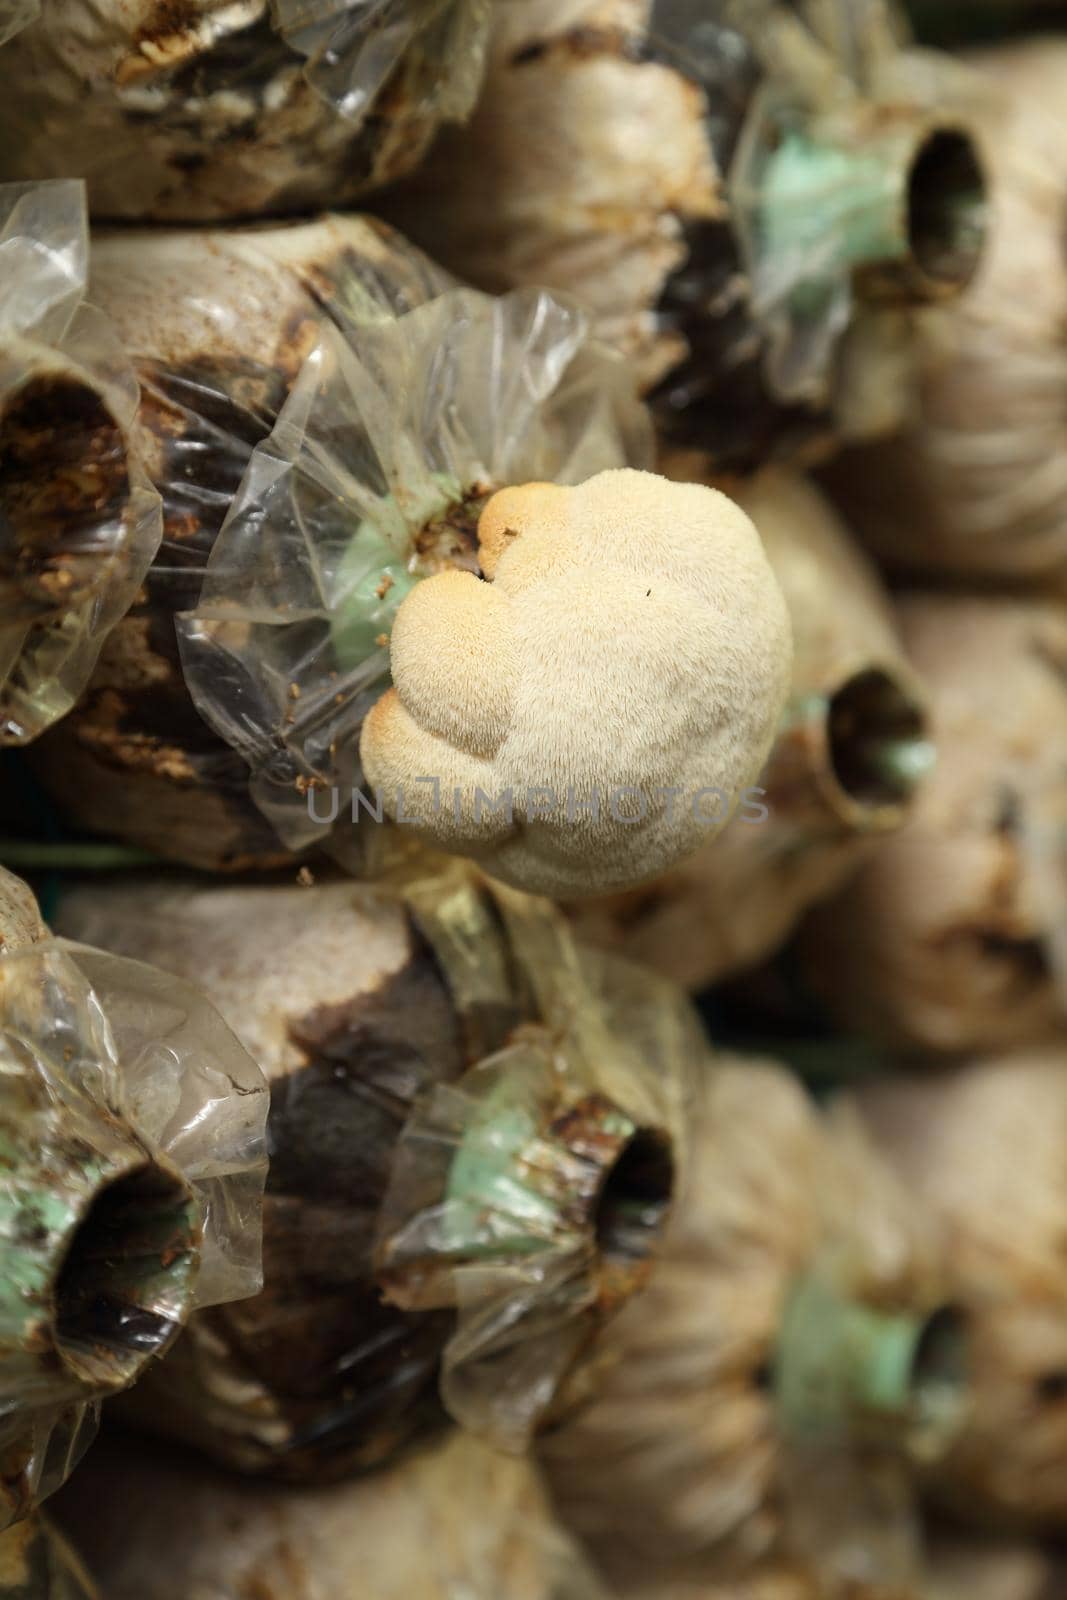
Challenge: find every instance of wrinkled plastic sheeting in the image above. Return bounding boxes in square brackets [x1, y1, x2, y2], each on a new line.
[377, 885, 694, 1452]
[127, 212, 451, 608]
[178, 285, 653, 861]
[724, 0, 984, 403]
[0, 180, 162, 743]
[0, 1404, 99, 1543]
[65, 944, 270, 1310]
[0, 0, 490, 219]
[0, 1511, 98, 1598]
[0, 0, 36, 47]
[271, 0, 491, 124]
[0, 931, 267, 1524]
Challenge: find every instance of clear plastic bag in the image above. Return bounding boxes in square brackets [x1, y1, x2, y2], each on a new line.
[271, 0, 491, 125]
[382, 0, 988, 466]
[377, 882, 692, 1452]
[725, 1, 986, 404]
[0, 0, 492, 220]
[0, 1406, 99, 1540]
[178, 286, 652, 863]
[0, 181, 162, 745]
[54, 865, 688, 1476]
[0, 0, 34, 47]
[0, 869, 268, 1525]
[30, 213, 450, 870]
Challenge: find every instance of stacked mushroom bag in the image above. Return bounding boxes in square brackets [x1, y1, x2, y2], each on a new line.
[382, 0, 989, 466]
[21, 200, 451, 869]
[842, 1054, 1067, 1532]
[539, 1057, 966, 1598]
[0, 0, 493, 220]
[3, 0, 1063, 1596]
[799, 598, 1067, 1058]
[52, 863, 691, 1474]
[819, 36, 1067, 589]
[0, 181, 162, 746]
[0, 865, 268, 1579]
[3, 187, 796, 896]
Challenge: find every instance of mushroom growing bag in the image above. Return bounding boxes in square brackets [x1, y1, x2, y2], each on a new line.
[0, 0, 493, 221]
[178, 286, 653, 867]
[376, 881, 694, 1451]
[28, 212, 450, 871]
[0, 869, 268, 1526]
[540, 1058, 965, 1596]
[0, 181, 162, 745]
[382, 0, 989, 466]
[54, 864, 691, 1475]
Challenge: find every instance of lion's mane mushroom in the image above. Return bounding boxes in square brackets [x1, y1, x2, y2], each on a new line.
[360, 468, 792, 899]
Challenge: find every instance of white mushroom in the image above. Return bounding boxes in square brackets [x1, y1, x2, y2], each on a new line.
[360, 467, 793, 898]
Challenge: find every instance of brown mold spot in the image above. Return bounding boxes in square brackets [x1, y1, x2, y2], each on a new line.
[182, 929, 481, 1478]
[131, 0, 198, 47]
[275, 928, 466, 1205]
[0, 376, 130, 615]
[547, 1094, 675, 1306]
[414, 482, 493, 575]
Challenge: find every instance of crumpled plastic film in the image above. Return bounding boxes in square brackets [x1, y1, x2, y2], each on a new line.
[0, 1511, 97, 1599]
[0, 0, 492, 220]
[50, 865, 525, 1480]
[0, 0, 35, 48]
[25, 214, 450, 872]
[380, 0, 988, 464]
[0, 180, 163, 744]
[178, 286, 653, 861]
[271, 0, 491, 127]
[0, 1405, 99, 1541]
[58, 867, 685, 1479]
[377, 883, 691, 1452]
[65, 945, 271, 1310]
[725, 0, 988, 405]
[0, 877, 268, 1525]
